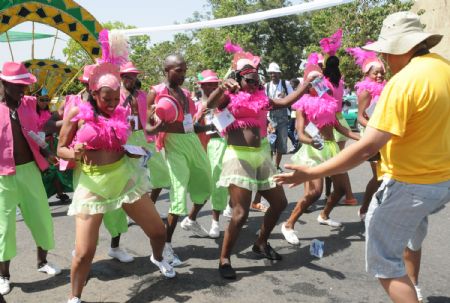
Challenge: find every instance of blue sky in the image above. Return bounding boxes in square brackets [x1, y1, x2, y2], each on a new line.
[0, 0, 303, 63]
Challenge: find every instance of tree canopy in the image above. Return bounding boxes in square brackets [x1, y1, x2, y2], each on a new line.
[62, 0, 413, 93]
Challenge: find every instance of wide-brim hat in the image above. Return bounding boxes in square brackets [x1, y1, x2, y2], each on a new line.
[78, 64, 96, 83]
[0, 62, 36, 85]
[155, 94, 183, 123]
[363, 11, 443, 55]
[120, 62, 140, 74]
[197, 70, 221, 84]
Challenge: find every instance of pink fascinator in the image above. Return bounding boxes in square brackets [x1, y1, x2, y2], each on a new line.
[320, 28, 343, 56]
[89, 63, 121, 91]
[346, 44, 385, 73]
[224, 39, 260, 70]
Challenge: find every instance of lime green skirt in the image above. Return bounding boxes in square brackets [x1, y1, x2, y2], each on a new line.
[291, 141, 339, 167]
[68, 156, 151, 215]
[333, 112, 350, 142]
[217, 144, 277, 191]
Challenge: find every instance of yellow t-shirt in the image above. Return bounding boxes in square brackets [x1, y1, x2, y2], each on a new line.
[368, 53, 450, 184]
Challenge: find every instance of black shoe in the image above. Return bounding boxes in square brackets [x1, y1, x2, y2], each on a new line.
[219, 262, 236, 279]
[56, 193, 71, 203]
[252, 243, 282, 260]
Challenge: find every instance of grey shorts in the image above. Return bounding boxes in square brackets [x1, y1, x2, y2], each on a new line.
[270, 123, 288, 154]
[365, 178, 450, 279]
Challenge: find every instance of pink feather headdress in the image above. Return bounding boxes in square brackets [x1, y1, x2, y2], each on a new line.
[320, 28, 343, 56]
[98, 29, 129, 66]
[224, 39, 260, 70]
[303, 52, 323, 82]
[346, 45, 385, 73]
[224, 39, 243, 54]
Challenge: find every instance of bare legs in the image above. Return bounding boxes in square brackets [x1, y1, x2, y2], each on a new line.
[336, 141, 356, 202]
[284, 173, 347, 230]
[0, 246, 49, 279]
[70, 194, 166, 299]
[165, 202, 206, 243]
[379, 276, 419, 303]
[359, 162, 382, 216]
[284, 179, 323, 229]
[220, 184, 287, 265]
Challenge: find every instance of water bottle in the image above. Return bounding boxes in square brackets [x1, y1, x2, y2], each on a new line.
[310, 239, 324, 258]
[312, 135, 324, 150]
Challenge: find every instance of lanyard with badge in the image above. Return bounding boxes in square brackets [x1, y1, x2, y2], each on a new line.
[168, 86, 194, 133]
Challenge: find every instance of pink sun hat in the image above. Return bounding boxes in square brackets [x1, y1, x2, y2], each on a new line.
[120, 62, 140, 74]
[0, 62, 37, 85]
[78, 64, 96, 83]
[155, 94, 183, 123]
[197, 70, 221, 84]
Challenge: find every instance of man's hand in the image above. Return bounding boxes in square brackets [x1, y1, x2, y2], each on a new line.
[146, 119, 165, 135]
[273, 163, 314, 188]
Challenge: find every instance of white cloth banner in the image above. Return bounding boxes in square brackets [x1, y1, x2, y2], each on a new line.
[121, 0, 354, 37]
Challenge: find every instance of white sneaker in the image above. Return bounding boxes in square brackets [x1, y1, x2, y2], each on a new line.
[223, 205, 233, 218]
[67, 297, 81, 303]
[317, 215, 342, 227]
[162, 243, 182, 267]
[0, 276, 10, 295]
[358, 209, 366, 221]
[108, 247, 134, 263]
[150, 255, 176, 278]
[37, 263, 61, 275]
[180, 217, 209, 237]
[209, 220, 220, 238]
[281, 223, 300, 245]
[415, 285, 423, 302]
[260, 198, 270, 210]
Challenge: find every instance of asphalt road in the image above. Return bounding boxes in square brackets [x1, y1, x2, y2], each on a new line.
[6, 151, 450, 303]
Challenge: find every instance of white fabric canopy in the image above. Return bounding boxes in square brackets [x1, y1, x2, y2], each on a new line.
[121, 0, 354, 37]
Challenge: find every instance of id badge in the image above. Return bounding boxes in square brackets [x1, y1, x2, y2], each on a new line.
[183, 114, 194, 133]
[127, 115, 139, 130]
[212, 108, 235, 133]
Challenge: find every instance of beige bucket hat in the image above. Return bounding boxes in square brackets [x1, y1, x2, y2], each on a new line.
[363, 11, 443, 55]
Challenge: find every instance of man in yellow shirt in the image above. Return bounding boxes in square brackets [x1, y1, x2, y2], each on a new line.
[274, 12, 450, 303]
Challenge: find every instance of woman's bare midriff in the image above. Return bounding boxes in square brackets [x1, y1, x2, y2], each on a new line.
[82, 150, 125, 166]
[226, 127, 261, 147]
[319, 125, 336, 141]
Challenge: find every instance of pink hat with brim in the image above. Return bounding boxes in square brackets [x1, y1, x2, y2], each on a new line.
[78, 64, 96, 83]
[197, 70, 221, 84]
[155, 94, 183, 123]
[0, 62, 37, 85]
[120, 62, 140, 74]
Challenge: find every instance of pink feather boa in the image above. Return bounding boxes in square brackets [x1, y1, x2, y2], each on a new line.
[292, 93, 338, 128]
[71, 102, 130, 150]
[225, 89, 271, 132]
[355, 78, 386, 101]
